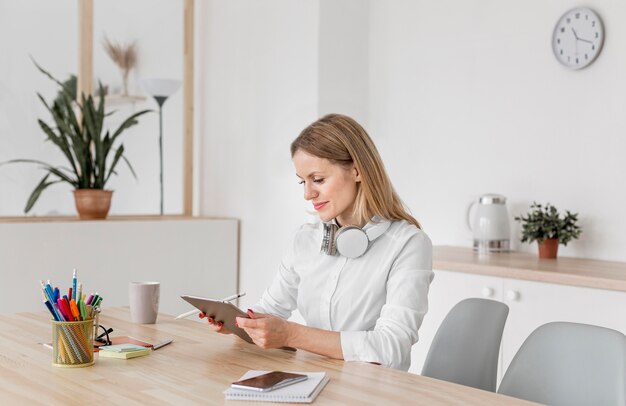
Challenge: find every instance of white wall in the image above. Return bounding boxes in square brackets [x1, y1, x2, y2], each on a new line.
[318, 0, 370, 124]
[0, 218, 238, 315]
[368, 0, 626, 262]
[0, 0, 184, 216]
[197, 0, 626, 314]
[197, 1, 320, 308]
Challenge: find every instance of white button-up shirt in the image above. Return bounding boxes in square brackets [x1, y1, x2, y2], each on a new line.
[254, 219, 434, 371]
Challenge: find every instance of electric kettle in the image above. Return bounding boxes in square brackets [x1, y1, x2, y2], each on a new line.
[467, 194, 510, 253]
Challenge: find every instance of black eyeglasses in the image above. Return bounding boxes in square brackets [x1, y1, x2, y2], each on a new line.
[95, 325, 113, 346]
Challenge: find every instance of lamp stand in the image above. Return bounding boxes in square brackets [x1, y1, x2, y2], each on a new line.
[155, 96, 167, 215]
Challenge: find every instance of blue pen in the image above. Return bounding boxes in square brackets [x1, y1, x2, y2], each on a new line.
[72, 269, 77, 301]
[41, 281, 55, 306]
[44, 281, 54, 302]
[53, 287, 60, 303]
[44, 300, 60, 321]
[40, 281, 63, 320]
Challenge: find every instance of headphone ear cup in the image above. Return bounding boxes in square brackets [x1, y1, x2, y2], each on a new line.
[335, 227, 369, 259]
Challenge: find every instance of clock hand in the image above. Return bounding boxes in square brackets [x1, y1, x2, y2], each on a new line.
[577, 37, 593, 44]
[571, 27, 579, 40]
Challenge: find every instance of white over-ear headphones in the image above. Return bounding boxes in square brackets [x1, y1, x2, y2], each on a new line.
[321, 219, 391, 258]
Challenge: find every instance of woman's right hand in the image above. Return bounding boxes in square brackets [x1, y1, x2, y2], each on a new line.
[198, 312, 232, 334]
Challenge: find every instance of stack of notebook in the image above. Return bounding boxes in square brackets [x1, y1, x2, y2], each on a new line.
[98, 343, 151, 359]
[224, 371, 329, 403]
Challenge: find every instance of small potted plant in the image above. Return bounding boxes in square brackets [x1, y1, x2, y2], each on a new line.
[1, 62, 150, 219]
[514, 202, 582, 259]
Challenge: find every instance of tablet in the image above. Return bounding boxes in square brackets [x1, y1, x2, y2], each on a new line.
[180, 295, 253, 344]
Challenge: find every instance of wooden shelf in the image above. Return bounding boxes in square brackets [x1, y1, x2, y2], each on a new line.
[0, 215, 237, 223]
[99, 94, 147, 106]
[434, 246, 626, 293]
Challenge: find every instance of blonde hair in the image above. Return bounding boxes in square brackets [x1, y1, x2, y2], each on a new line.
[290, 114, 420, 229]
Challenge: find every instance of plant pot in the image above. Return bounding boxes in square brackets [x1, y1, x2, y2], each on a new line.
[73, 189, 113, 220]
[538, 238, 559, 259]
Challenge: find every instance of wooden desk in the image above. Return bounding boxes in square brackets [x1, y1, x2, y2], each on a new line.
[0, 308, 536, 405]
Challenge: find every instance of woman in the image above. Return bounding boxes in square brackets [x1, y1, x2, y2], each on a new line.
[202, 114, 433, 371]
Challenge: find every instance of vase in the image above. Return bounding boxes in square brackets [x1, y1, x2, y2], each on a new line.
[73, 189, 113, 220]
[538, 238, 559, 259]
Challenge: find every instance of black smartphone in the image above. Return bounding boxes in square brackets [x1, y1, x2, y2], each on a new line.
[231, 371, 308, 392]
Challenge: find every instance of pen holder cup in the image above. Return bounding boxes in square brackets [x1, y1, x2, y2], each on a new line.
[52, 319, 96, 368]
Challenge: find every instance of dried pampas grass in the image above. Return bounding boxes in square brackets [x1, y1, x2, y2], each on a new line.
[102, 36, 137, 96]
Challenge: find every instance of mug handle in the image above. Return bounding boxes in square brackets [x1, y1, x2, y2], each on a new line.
[466, 201, 476, 232]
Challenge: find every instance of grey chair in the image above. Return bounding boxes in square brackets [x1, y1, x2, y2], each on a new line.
[421, 298, 509, 392]
[498, 322, 626, 406]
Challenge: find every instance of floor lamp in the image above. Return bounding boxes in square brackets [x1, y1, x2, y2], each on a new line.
[140, 78, 181, 215]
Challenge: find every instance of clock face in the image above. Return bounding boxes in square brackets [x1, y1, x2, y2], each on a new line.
[552, 8, 604, 70]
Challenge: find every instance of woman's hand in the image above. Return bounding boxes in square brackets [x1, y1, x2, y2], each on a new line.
[198, 312, 232, 334]
[236, 309, 295, 349]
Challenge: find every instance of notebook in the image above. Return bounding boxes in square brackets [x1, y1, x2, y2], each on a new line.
[98, 343, 148, 352]
[98, 347, 151, 359]
[223, 371, 329, 403]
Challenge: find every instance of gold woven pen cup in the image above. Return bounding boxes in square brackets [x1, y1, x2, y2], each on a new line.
[52, 319, 95, 367]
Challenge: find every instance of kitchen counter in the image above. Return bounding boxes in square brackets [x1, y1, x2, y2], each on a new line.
[434, 246, 626, 293]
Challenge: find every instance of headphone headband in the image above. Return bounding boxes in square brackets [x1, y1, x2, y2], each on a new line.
[320, 218, 391, 258]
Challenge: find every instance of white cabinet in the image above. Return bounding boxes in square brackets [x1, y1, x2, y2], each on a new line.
[501, 278, 626, 373]
[410, 269, 626, 380]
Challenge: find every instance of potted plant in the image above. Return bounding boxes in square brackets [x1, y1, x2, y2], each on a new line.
[514, 202, 582, 259]
[1, 62, 150, 219]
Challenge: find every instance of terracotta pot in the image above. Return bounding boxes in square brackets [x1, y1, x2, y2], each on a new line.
[73, 189, 113, 220]
[538, 238, 559, 259]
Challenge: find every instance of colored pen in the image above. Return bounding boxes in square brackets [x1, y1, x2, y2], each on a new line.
[68, 287, 72, 301]
[53, 287, 60, 303]
[77, 283, 82, 304]
[152, 339, 173, 350]
[91, 293, 100, 306]
[72, 269, 77, 301]
[93, 296, 103, 307]
[40, 281, 56, 308]
[86, 294, 94, 305]
[56, 299, 70, 321]
[70, 299, 80, 321]
[61, 298, 74, 321]
[44, 300, 60, 321]
[42, 281, 54, 303]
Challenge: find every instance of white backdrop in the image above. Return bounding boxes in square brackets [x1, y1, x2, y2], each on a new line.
[197, 0, 626, 311]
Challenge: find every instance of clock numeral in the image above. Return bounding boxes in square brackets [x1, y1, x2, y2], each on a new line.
[576, 57, 579, 64]
[592, 21, 596, 27]
[585, 14, 589, 20]
[595, 32, 599, 38]
[557, 38, 561, 44]
[592, 45, 596, 50]
[560, 49, 563, 55]
[585, 54, 589, 60]
[566, 17, 571, 23]
[560, 27, 565, 33]
[575, 13, 580, 19]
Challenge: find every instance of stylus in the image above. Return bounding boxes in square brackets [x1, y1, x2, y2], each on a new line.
[175, 309, 199, 320]
[221, 292, 246, 302]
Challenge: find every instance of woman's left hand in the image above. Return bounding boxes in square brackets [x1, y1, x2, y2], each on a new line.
[236, 309, 294, 349]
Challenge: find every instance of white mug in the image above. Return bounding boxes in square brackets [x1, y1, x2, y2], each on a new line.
[129, 282, 160, 324]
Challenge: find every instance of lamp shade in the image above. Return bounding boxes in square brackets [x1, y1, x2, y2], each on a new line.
[140, 78, 181, 98]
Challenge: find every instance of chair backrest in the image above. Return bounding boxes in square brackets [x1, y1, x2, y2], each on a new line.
[498, 322, 626, 406]
[421, 298, 509, 392]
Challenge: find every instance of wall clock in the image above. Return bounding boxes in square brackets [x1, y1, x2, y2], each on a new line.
[552, 7, 604, 70]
